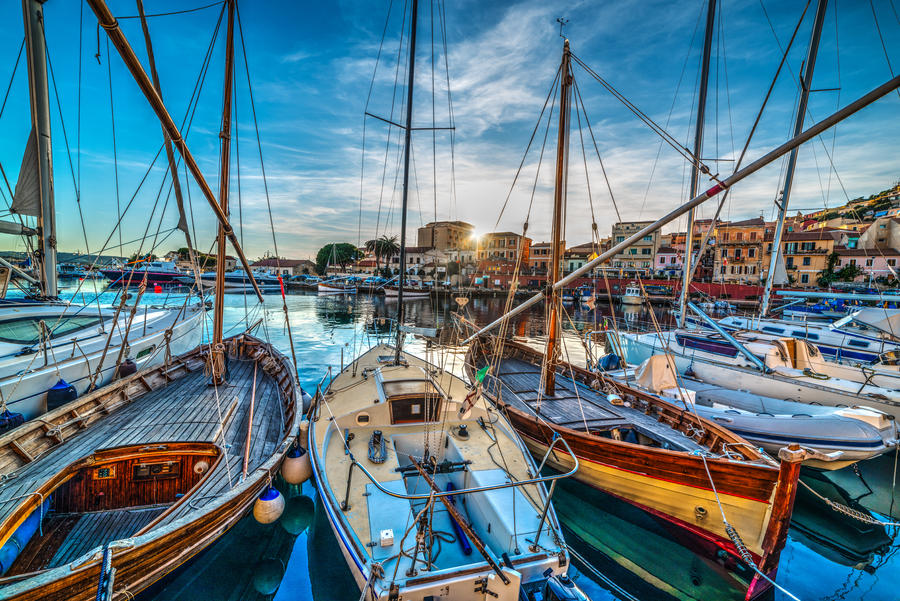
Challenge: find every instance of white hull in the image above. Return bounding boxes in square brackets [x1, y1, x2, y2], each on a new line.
[383, 286, 429, 298]
[1, 304, 205, 421]
[620, 295, 642, 305]
[318, 283, 357, 294]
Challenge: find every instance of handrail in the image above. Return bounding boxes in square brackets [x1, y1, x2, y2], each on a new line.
[340, 431, 579, 501]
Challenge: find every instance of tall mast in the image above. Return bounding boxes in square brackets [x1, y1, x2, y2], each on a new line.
[677, 0, 716, 326]
[542, 40, 572, 397]
[759, 0, 828, 316]
[394, 0, 418, 363]
[21, 0, 57, 298]
[211, 0, 235, 384]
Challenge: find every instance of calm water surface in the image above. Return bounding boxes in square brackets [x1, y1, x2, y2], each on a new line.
[47, 282, 900, 600]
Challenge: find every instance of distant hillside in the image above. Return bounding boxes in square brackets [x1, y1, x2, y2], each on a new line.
[0, 250, 125, 267]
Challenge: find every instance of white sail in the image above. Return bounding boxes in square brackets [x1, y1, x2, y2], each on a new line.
[771, 251, 788, 286]
[11, 128, 41, 217]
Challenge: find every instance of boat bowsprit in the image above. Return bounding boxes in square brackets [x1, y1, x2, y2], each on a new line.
[309, 344, 587, 601]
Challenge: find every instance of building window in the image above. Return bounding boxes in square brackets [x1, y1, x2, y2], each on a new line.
[735, 232, 743, 241]
[721, 249, 728, 258]
[735, 248, 742, 259]
[641, 248, 650, 255]
[750, 232, 757, 241]
[720, 266, 726, 274]
[643, 235, 652, 242]
[748, 248, 756, 258]
[802, 257, 811, 266]
[801, 274, 809, 284]
[866, 258, 874, 267]
[888, 259, 897, 267]
[850, 259, 857, 266]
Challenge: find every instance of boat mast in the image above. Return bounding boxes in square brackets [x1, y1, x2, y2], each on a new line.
[22, 0, 57, 298]
[394, 0, 418, 363]
[211, 0, 235, 385]
[542, 39, 572, 397]
[462, 70, 900, 343]
[677, 0, 716, 326]
[759, 0, 828, 316]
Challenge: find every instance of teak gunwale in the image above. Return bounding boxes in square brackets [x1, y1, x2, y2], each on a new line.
[0, 333, 300, 600]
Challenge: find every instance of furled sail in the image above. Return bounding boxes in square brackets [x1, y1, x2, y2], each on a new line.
[11, 128, 40, 217]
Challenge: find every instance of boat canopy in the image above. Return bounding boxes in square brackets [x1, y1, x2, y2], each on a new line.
[849, 307, 900, 338]
[634, 355, 679, 394]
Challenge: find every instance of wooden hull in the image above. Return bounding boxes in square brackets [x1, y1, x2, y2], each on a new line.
[0, 334, 300, 601]
[318, 283, 357, 294]
[466, 339, 802, 600]
[383, 286, 429, 298]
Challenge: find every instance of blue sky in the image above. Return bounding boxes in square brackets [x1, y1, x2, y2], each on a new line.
[0, 0, 897, 261]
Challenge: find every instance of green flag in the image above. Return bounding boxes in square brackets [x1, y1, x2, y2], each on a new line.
[475, 365, 490, 383]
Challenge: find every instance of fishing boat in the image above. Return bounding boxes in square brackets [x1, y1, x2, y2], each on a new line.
[620, 283, 642, 306]
[0, 0, 204, 428]
[0, 3, 303, 599]
[383, 282, 430, 299]
[56, 264, 87, 280]
[602, 354, 898, 470]
[310, 5, 587, 599]
[317, 279, 358, 294]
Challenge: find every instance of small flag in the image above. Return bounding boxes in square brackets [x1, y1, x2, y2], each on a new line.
[459, 365, 490, 420]
[588, 252, 599, 261]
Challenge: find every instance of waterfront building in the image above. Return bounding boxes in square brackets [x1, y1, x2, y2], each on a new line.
[610, 221, 658, 273]
[475, 232, 532, 264]
[416, 220, 475, 251]
[713, 217, 766, 284]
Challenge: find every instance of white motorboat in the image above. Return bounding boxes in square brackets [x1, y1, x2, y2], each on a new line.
[383, 284, 430, 298]
[606, 355, 898, 470]
[0, 300, 204, 422]
[317, 280, 358, 294]
[621, 330, 900, 417]
[620, 283, 642, 305]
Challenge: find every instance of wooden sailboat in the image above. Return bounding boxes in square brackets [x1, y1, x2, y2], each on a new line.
[465, 30, 805, 600]
[308, 4, 587, 600]
[0, 2, 301, 598]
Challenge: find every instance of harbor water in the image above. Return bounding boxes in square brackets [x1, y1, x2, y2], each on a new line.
[44, 283, 900, 600]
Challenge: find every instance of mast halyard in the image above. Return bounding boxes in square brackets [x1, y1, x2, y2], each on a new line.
[677, 0, 716, 327]
[22, 0, 57, 298]
[759, 0, 828, 317]
[394, 0, 419, 364]
[542, 39, 572, 397]
[211, 0, 236, 385]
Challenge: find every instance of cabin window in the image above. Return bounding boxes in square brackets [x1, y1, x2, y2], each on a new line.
[847, 339, 870, 348]
[0, 316, 103, 345]
[761, 326, 784, 334]
[791, 331, 818, 340]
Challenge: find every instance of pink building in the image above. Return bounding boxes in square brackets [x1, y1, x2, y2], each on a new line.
[836, 247, 900, 280]
[655, 246, 683, 274]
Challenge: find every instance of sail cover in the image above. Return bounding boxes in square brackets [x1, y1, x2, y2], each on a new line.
[634, 355, 678, 393]
[11, 128, 40, 217]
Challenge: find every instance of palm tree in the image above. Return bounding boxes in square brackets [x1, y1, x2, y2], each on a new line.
[365, 235, 400, 276]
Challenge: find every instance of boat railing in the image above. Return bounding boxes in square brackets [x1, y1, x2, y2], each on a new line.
[340, 431, 579, 502]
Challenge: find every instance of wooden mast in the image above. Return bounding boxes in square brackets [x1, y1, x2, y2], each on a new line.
[211, 0, 236, 384]
[394, 0, 419, 363]
[21, 0, 57, 298]
[87, 0, 264, 302]
[542, 39, 572, 397]
[677, 0, 716, 327]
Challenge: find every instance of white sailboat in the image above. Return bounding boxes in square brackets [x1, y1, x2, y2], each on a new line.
[0, 0, 204, 427]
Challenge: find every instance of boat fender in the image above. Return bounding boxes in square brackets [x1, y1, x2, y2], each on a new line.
[281, 446, 312, 484]
[445, 483, 473, 556]
[542, 573, 589, 601]
[596, 353, 622, 372]
[116, 358, 138, 379]
[47, 379, 77, 411]
[193, 461, 210, 475]
[253, 487, 285, 524]
[0, 409, 24, 434]
[0, 496, 50, 575]
[300, 387, 313, 413]
[299, 419, 310, 449]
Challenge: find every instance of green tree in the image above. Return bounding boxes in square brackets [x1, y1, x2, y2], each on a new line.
[127, 252, 157, 264]
[364, 234, 400, 275]
[836, 263, 864, 282]
[816, 251, 841, 287]
[316, 243, 361, 275]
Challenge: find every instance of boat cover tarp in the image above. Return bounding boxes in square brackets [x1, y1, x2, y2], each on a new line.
[634, 355, 679, 393]
[850, 307, 900, 338]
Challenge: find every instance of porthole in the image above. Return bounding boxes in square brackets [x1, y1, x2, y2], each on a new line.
[356, 412, 370, 425]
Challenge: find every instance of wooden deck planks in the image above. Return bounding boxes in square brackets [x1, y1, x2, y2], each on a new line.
[0, 353, 285, 532]
[49, 506, 166, 567]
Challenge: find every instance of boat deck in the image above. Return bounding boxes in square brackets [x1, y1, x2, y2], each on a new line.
[0, 352, 286, 569]
[483, 357, 705, 452]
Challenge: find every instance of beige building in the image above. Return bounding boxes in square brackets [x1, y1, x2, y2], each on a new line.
[416, 221, 475, 251]
[610, 222, 658, 272]
[476, 232, 532, 264]
[713, 217, 767, 284]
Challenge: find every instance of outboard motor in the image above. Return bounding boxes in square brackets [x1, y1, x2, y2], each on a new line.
[595, 353, 621, 372]
[543, 574, 589, 601]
